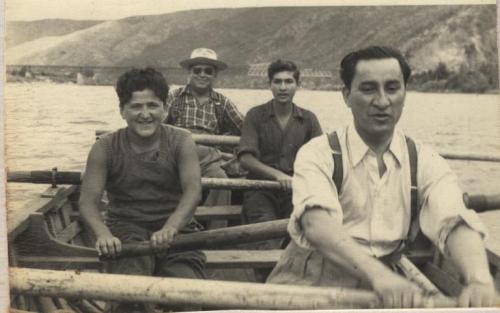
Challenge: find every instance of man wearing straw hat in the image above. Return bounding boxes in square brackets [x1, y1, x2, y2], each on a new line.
[165, 48, 244, 206]
[267, 46, 495, 308]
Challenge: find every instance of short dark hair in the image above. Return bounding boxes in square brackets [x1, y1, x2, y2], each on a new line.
[267, 59, 300, 83]
[340, 46, 412, 90]
[116, 67, 168, 108]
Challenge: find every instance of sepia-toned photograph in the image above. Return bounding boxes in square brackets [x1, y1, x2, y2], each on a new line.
[2, 0, 500, 312]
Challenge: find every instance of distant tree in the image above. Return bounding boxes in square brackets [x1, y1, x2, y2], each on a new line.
[447, 69, 489, 93]
[435, 62, 450, 80]
[81, 67, 95, 77]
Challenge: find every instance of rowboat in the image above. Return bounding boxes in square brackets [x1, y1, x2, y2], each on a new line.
[6, 133, 500, 311]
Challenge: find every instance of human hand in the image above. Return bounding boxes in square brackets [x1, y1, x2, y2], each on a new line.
[458, 279, 496, 307]
[372, 271, 425, 308]
[274, 173, 293, 191]
[151, 226, 178, 252]
[95, 234, 122, 259]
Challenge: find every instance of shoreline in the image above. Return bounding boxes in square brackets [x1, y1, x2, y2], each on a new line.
[5, 76, 500, 95]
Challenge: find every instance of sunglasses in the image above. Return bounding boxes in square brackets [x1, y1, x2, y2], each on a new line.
[191, 67, 215, 76]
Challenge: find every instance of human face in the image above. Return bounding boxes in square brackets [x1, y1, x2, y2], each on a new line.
[270, 71, 298, 105]
[343, 58, 406, 141]
[188, 64, 216, 91]
[120, 89, 166, 138]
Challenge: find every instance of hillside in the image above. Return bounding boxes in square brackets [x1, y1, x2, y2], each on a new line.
[5, 5, 498, 92]
[6, 19, 103, 48]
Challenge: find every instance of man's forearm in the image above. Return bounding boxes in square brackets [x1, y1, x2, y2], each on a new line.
[239, 153, 287, 180]
[303, 209, 396, 285]
[445, 224, 492, 284]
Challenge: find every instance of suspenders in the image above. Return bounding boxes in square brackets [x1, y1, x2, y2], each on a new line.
[327, 131, 420, 243]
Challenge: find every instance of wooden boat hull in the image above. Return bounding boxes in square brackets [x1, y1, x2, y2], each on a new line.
[8, 182, 500, 311]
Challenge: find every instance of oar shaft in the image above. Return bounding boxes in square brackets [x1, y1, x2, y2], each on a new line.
[96, 130, 240, 146]
[439, 152, 500, 163]
[103, 219, 289, 260]
[6, 171, 281, 190]
[464, 193, 500, 212]
[10, 267, 463, 309]
[7, 170, 500, 210]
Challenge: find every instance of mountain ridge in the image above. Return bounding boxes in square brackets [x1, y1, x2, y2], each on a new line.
[6, 5, 498, 91]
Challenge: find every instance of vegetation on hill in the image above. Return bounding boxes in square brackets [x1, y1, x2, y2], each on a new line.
[6, 19, 102, 48]
[6, 5, 498, 93]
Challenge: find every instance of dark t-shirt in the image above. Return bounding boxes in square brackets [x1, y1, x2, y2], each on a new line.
[237, 101, 322, 179]
[97, 125, 192, 223]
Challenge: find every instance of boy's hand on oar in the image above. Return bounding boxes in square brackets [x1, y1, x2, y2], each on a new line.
[151, 226, 178, 252]
[95, 234, 122, 259]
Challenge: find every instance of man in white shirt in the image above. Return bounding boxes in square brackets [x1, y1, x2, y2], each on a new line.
[267, 46, 495, 308]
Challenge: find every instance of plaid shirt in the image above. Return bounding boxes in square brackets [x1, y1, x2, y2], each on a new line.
[164, 86, 243, 135]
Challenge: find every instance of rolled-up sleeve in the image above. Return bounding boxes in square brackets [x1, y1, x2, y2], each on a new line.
[417, 144, 487, 255]
[289, 135, 343, 248]
[237, 108, 260, 159]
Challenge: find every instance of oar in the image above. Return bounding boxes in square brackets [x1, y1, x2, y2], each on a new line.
[96, 130, 240, 146]
[95, 130, 500, 162]
[7, 170, 500, 211]
[7, 170, 280, 190]
[11, 267, 470, 309]
[99, 219, 289, 260]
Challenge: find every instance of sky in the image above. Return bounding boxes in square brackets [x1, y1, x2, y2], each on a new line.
[5, 0, 495, 21]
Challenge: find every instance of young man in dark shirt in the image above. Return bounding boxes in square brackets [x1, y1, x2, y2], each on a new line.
[238, 60, 322, 251]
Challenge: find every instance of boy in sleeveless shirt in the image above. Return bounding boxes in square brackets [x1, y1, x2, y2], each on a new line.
[80, 68, 205, 312]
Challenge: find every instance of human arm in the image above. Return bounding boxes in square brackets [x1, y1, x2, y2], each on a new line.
[237, 108, 291, 189]
[221, 97, 244, 135]
[445, 224, 495, 307]
[239, 153, 292, 190]
[150, 134, 202, 251]
[292, 139, 422, 307]
[416, 143, 494, 307]
[309, 112, 323, 138]
[301, 209, 423, 308]
[79, 141, 121, 258]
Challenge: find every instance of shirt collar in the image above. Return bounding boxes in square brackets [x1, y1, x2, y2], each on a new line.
[347, 124, 404, 167]
[264, 100, 304, 120]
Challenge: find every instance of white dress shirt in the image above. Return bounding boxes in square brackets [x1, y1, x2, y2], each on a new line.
[289, 124, 486, 257]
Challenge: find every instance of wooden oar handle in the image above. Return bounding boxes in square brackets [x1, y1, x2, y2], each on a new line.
[100, 219, 289, 261]
[96, 130, 240, 146]
[464, 193, 500, 212]
[7, 170, 500, 210]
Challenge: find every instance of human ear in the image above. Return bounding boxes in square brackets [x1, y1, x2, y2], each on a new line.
[342, 87, 351, 108]
[119, 106, 126, 119]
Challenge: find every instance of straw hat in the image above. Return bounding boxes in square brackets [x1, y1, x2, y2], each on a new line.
[180, 48, 228, 71]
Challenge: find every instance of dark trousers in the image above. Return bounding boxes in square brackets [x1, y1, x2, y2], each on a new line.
[106, 219, 206, 312]
[242, 189, 293, 282]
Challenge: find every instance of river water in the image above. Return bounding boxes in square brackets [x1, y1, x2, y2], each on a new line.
[4, 83, 500, 211]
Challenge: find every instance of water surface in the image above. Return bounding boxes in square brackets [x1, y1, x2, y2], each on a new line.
[5, 83, 500, 210]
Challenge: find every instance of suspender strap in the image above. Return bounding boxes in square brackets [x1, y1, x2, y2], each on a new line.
[328, 132, 343, 193]
[405, 136, 419, 242]
[328, 132, 420, 243]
